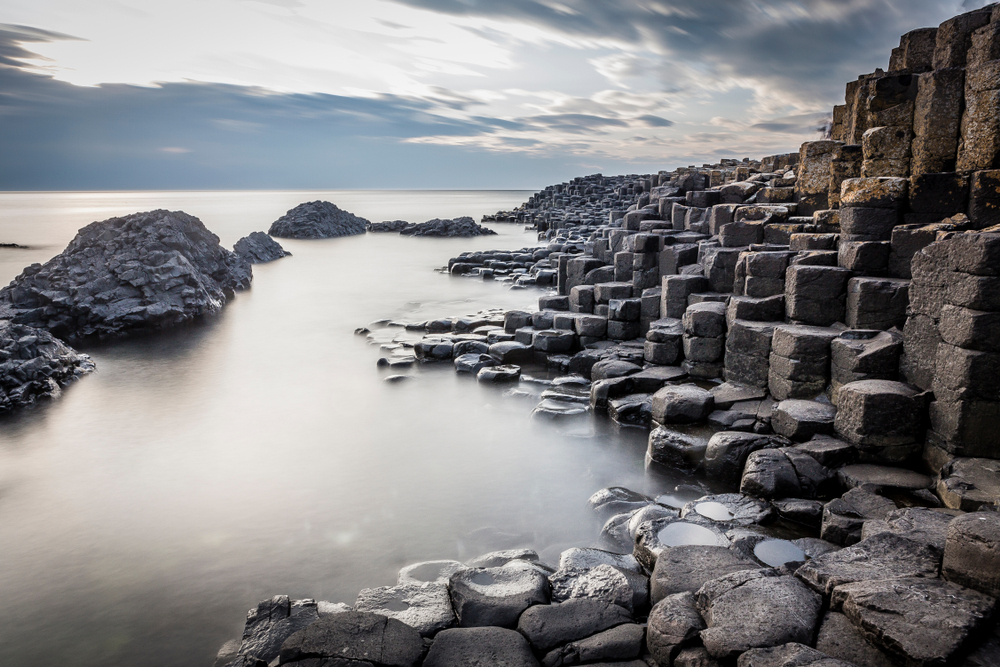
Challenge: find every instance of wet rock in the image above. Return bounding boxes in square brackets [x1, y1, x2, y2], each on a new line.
[268, 200, 368, 239]
[478, 365, 521, 383]
[942, 512, 1000, 598]
[398, 561, 467, 586]
[773, 499, 824, 527]
[0, 322, 95, 412]
[820, 488, 898, 546]
[771, 400, 837, 441]
[861, 507, 956, 557]
[647, 592, 705, 666]
[815, 610, 897, 667]
[937, 457, 1000, 510]
[646, 427, 709, 470]
[792, 538, 841, 560]
[232, 596, 320, 666]
[796, 532, 940, 597]
[736, 643, 856, 667]
[740, 448, 836, 500]
[794, 436, 857, 469]
[558, 548, 642, 574]
[679, 493, 775, 526]
[833, 577, 996, 667]
[234, 231, 291, 263]
[0, 210, 252, 343]
[591, 359, 643, 380]
[455, 353, 497, 374]
[589, 487, 653, 519]
[354, 583, 455, 637]
[634, 517, 730, 571]
[548, 565, 634, 611]
[837, 463, 932, 492]
[651, 384, 715, 424]
[532, 398, 590, 419]
[399, 217, 497, 237]
[449, 566, 549, 628]
[651, 545, 761, 603]
[517, 598, 632, 654]
[423, 627, 539, 667]
[540, 623, 645, 667]
[467, 549, 539, 569]
[695, 569, 823, 660]
[704, 432, 788, 486]
[278, 610, 423, 666]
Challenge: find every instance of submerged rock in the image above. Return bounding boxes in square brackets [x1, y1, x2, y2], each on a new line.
[0, 209, 251, 343]
[268, 200, 368, 239]
[233, 231, 290, 263]
[399, 217, 497, 237]
[0, 321, 95, 411]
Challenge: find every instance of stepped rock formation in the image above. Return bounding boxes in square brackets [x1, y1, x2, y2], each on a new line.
[268, 200, 368, 239]
[0, 321, 94, 411]
[368, 216, 497, 237]
[234, 231, 291, 264]
[0, 209, 251, 343]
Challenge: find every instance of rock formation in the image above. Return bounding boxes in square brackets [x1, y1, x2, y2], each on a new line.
[0, 209, 251, 343]
[0, 321, 94, 411]
[267, 201, 368, 239]
[234, 231, 290, 263]
[368, 217, 498, 237]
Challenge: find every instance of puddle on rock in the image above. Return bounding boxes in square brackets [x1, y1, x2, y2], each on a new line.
[657, 522, 727, 547]
[753, 539, 806, 567]
[694, 501, 734, 522]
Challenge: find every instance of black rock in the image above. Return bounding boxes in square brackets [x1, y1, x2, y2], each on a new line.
[230, 596, 320, 666]
[234, 231, 291, 263]
[268, 200, 369, 239]
[0, 321, 95, 411]
[399, 217, 497, 238]
[367, 220, 412, 233]
[517, 598, 632, 654]
[423, 627, 539, 667]
[278, 610, 423, 666]
[0, 209, 251, 343]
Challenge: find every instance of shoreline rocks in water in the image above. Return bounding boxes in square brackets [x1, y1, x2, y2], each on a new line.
[0, 209, 251, 344]
[234, 231, 291, 264]
[0, 321, 95, 411]
[369, 217, 498, 237]
[268, 201, 368, 239]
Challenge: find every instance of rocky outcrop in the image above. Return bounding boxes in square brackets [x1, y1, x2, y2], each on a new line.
[267, 201, 368, 239]
[399, 217, 497, 237]
[0, 321, 94, 411]
[367, 220, 412, 233]
[0, 210, 251, 343]
[233, 232, 290, 263]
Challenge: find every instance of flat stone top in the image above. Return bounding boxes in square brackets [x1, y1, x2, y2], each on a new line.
[836, 379, 921, 397]
[839, 464, 933, 490]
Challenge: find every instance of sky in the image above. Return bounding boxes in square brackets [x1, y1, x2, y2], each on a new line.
[0, 0, 993, 190]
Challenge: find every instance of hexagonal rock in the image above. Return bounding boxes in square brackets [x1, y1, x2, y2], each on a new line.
[704, 432, 789, 486]
[740, 448, 835, 500]
[815, 610, 897, 667]
[591, 359, 642, 381]
[646, 592, 705, 667]
[354, 582, 455, 636]
[820, 488, 898, 546]
[840, 177, 909, 209]
[423, 627, 540, 667]
[547, 565, 634, 612]
[278, 611, 424, 666]
[647, 427, 709, 470]
[772, 400, 837, 441]
[650, 545, 761, 604]
[517, 598, 632, 655]
[861, 507, 957, 558]
[539, 622, 645, 667]
[833, 380, 924, 447]
[478, 365, 521, 383]
[832, 577, 997, 667]
[795, 533, 940, 597]
[558, 548, 642, 574]
[397, 560, 466, 586]
[836, 463, 932, 492]
[942, 512, 1000, 598]
[633, 516, 730, 571]
[448, 566, 549, 628]
[679, 493, 775, 526]
[694, 569, 823, 660]
[466, 549, 539, 569]
[737, 643, 858, 667]
[937, 457, 1000, 511]
[651, 384, 714, 424]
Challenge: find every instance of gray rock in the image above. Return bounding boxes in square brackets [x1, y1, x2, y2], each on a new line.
[647, 427, 709, 470]
[517, 598, 632, 654]
[397, 560, 467, 586]
[772, 400, 837, 441]
[367, 219, 412, 233]
[0, 210, 251, 343]
[736, 643, 857, 667]
[233, 231, 290, 263]
[937, 457, 1000, 511]
[861, 507, 957, 557]
[354, 582, 455, 637]
[651, 384, 714, 424]
[651, 545, 760, 603]
[634, 517, 730, 571]
[540, 623, 645, 667]
[455, 353, 497, 374]
[679, 493, 776, 526]
[233, 596, 320, 665]
[647, 592, 705, 666]
[675, 646, 722, 667]
[589, 487, 653, 519]
[795, 436, 857, 469]
[815, 610, 897, 667]
[548, 565, 634, 612]
[478, 365, 521, 383]
[833, 380, 924, 449]
[695, 569, 823, 659]
[834, 577, 996, 667]
[449, 566, 549, 628]
[423, 627, 540, 667]
[796, 533, 940, 597]
[268, 200, 368, 238]
[278, 610, 423, 666]
[942, 512, 1000, 598]
[820, 488, 898, 546]
[0, 321, 95, 412]
[558, 548, 642, 574]
[591, 359, 643, 380]
[741, 448, 836, 500]
[400, 217, 498, 237]
[704, 432, 788, 486]
[837, 463, 932, 492]
[467, 549, 539, 568]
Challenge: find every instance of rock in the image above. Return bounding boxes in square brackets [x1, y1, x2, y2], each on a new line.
[592, 359, 643, 380]
[704, 432, 788, 486]
[774, 499, 825, 527]
[651, 384, 714, 423]
[354, 582, 455, 637]
[820, 488, 898, 546]
[588, 487, 653, 518]
[695, 569, 823, 660]
[647, 427, 709, 470]
[399, 217, 497, 237]
[634, 517, 730, 571]
[423, 627, 540, 667]
[833, 577, 996, 667]
[0, 210, 252, 343]
[675, 646, 721, 667]
[740, 448, 835, 500]
[278, 610, 423, 666]
[455, 353, 497, 374]
[478, 365, 521, 383]
[467, 549, 539, 568]
[367, 219, 412, 233]
[737, 643, 857, 667]
[771, 400, 837, 441]
[795, 436, 857, 469]
[233, 231, 291, 263]
[647, 592, 705, 666]
[795, 533, 940, 597]
[937, 457, 1000, 510]
[232, 596, 320, 666]
[548, 565, 634, 611]
[861, 507, 956, 557]
[942, 512, 1000, 598]
[815, 610, 897, 667]
[449, 566, 549, 628]
[0, 321, 95, 412]
[679, 493, 775, 526]
[558, 548, 642, 574]
[398, 560, 467, 586]
[517, 598, 632, 654]
[837, 463, 932, 492]
[833, 380, 925, 449]
[651, 546, 760, 603]
[268, 200, 368, 238]
[540, 623, 645, 667]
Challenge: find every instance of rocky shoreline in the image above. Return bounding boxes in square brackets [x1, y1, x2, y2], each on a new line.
[214, 6, 1000, 667]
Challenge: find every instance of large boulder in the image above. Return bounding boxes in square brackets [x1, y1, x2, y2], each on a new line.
[0, 210, 252, 343]
[449, 567, 549, 628]
[399, 217, 497, 237]
[229, 596, 320, 666]
[278, 610, 423, 666]
[517, 598, 632, 654]
[423, 627, 539, 667]
[646, 592, 705, 666]
[268, 200, 368, 238]
[233, 231, 290, 263]
[0, 321, 95, 411]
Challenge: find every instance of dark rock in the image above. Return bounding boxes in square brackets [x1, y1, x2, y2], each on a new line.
[704, 432, 788, 486]
[651, 384, 714, 424]
[234, 231, 291, 263]
[646, 427, 708, 470]
[588, 487, 653, 519]
[0, 210, 251, 343]
[651, 546, 760, 603]
[354, 583, 455, 637]
[366, 219, 412, 233]
[449, 567, 549, 628]
[548, 565, 634, 611]
[837, 464, 932, 492]
[862, 507, 957, 558]
[679, 493, 775, 526]
[771, 400, 837, 441]
[796, 533, 940, 596]
[0, 321, 95, 411]
[478, 365, 521, 383]
[233, 596, 320, 666]
[937, 457, 1000, 510]
[278, 610, 423, 666]
[942, 512, 1000, 598]
[517, 598, 632, 654]
[423, 627, 540, 667]
[820, 488, 897, 546]
[647, 592, 705, 667]
[558, 548, 642, 574]
[540, 623, 645, 667]
[268, 200, 368, 238]
[736, 643, 856, 667]
[815, 610, 897, 667]
[634, 517, 730, 571]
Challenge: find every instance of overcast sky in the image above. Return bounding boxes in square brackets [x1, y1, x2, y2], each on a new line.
[0, 0, 991, 190]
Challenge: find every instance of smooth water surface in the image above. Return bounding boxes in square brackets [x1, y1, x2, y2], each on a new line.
[0, 191, 677, 667]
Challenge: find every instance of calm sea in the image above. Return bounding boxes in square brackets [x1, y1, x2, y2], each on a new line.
[0, 191, 679, 667]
